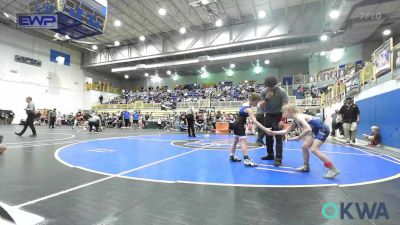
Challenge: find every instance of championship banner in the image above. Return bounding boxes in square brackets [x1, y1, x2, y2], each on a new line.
[293, 75, 304, 84]
[345, 71, 360, 97]
[360, 62, 374, 84]
[393, 43, 400, 79]
[373, 38, 393, 78]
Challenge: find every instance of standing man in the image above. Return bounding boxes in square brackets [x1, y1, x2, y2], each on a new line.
[260, 76, 289, 167]
[330, 110, 338, 137]
[48, 108, 57, 128]
[0, 135, 6, 154]
[186, 106, 196, 137]
[339, 97, 360, 144]
[15, 97, 37, 137]
[133, 111, 140, 128]
[123, 110, 130, 128]
[99, 95, 103, 104]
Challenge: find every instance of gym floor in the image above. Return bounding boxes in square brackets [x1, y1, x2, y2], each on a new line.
[0, 126, 399, 225]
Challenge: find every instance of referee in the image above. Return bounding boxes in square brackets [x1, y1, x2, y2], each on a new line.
[259, 76, 288, 167]
[15, 97, 37, 137]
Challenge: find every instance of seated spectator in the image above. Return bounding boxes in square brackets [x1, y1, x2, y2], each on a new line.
[363, 126, 381, 146]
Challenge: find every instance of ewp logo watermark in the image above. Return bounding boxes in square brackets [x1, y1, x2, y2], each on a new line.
[17, 14, 58, 29]
[321, 202, 389, 220]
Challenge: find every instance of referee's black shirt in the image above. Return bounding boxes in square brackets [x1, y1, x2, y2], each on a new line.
[339, 104, 360, 123]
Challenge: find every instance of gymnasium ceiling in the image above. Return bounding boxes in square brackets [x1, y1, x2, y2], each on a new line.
[1, 0, 400, 79]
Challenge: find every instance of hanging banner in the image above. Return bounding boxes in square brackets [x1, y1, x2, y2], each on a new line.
[345, 71, 360, 97]
[282, 76, 293, 86]
[393, 43, 400, 79]
[373, 38, 393, 78]
[293, 75, 304, 84]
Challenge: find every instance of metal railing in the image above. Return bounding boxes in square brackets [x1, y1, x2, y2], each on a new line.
[92, 97, 322, 111]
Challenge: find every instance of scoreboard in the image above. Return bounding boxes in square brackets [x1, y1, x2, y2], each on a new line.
[28, 0, 107, 39]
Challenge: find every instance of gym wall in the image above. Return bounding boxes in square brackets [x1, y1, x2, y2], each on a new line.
[355, 79, 400, 148]
[0, 24, 124, 122]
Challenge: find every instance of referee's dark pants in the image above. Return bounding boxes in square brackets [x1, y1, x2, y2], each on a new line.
[186, 115, 196, 137]
[20, 114, 37, 135]
[256, 113, 265, 143]
[265, 113, 283, 158]
[49, 117, 56, 128]
[89, 121, 99, 132]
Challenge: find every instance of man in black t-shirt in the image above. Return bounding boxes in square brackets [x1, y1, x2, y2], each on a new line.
[339, 97, 360, 144]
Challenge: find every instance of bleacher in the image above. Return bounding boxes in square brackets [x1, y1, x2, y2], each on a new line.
[91, 96, 320, 117]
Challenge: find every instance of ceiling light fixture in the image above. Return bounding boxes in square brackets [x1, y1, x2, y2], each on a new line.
[226, 70, 234, 77]
[215, 18, 223, 27]
[167, 70, 172, 75]
[264, 59, 270, 65]
[179, 27, 187, 34]
[320, 51, 326, 56]
[329, 10, 340, 19]
[92, 45, 98, 50]
[114, 41, 120, 46]
[124, 74, 129, 79]
[201, 0, 209, 5]
[258, 10, 266, 19]
[114, 20, 122, 27]
[64, 35, 71, 40]
[3, 12, 9, 18]
[230, 63, 235, 69]
[253, 60, 262, 74]
[382, 29, 391, 36]
[139, 35, 146, 41]
[152, 76, 162, 82]
[320, 34, 329, 41]
[158, 8, 167, 16]
[144, 73, 149, 77]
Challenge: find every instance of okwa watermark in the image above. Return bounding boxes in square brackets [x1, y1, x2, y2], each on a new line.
[321, 202, 389, 220]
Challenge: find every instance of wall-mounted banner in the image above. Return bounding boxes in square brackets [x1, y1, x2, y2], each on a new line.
[282, 76, 293, 86]
[345, 71, 360, 97]
[393, 43, 400, 79]
[293, 75, 304, 84]
[17, 14, 58, 29]
[373, 38, 393, 78]
[15, 55, 42, 67]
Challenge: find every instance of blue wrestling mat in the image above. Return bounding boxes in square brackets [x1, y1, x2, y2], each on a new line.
[55, 134, 400, 187]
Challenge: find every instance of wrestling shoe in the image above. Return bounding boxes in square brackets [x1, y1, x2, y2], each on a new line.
[229, 155, 241, 162]
[243, 158, 258, 167]
[296, 164, 310, 172]
[323, 168, 340, 179]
